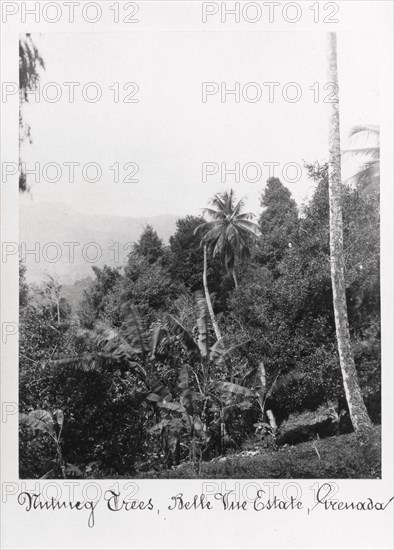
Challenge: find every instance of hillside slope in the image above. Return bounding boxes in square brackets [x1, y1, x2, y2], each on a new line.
[19, 201, 178, 284]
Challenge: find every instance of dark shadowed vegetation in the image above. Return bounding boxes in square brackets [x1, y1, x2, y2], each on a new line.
[19, 169, 381, 479]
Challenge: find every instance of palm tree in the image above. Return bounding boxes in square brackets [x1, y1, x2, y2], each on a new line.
[196, 190, 261, 288]
[343, 124, 380, 194]
[200, 243, 222, 340]
[194, 190, 261, 339]
[327, 33, 378, 464]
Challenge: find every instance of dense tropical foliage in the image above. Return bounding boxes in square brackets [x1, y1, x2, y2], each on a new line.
[19, 176, 381, 478]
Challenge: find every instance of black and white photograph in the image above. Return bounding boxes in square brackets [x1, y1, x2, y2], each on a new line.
[1, 1, 393, 549]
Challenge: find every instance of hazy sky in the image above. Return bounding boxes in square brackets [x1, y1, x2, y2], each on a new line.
[20, 30, 379, 218]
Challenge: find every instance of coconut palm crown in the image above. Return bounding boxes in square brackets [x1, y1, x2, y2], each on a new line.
[195, 189, 261, 288]
[343, 124, 380, 195]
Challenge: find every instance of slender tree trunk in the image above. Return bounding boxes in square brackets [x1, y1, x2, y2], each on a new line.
[266, 409, 277, 432]
[232, 268, 239, 289]
[57, 443, 66, 479]
[203, 245, 222, 340]
[327, 33, 379, 467]
[256, 361, 277, 432]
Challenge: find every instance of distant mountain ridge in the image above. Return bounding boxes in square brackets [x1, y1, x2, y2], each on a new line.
[20, 201, 179, 284]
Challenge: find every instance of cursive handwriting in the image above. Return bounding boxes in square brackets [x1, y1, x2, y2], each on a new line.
[168, 493, 213, 510]
[104, 490, 154, 512]
[313, 483, 394, 512]
[17, 491, 97, 527]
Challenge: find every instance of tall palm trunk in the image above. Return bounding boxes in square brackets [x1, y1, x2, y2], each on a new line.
[203, 245, 222, 340]
[327, 33, 377, 461]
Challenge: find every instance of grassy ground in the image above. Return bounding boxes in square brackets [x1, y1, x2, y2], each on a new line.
[144, 428, 381, 479]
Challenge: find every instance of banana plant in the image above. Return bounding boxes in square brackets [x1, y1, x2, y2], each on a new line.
[50, 303, 171, 402]
[19, 408, 82, 479]
[147, 292, 256, 461]
[148, 365, 207, 466]
[214, 362, 305, 437]
[150, 292, 305, 459]
[48, 304, 175, 468]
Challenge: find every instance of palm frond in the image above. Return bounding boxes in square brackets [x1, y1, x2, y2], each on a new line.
[193, 221, 210, 236]
[210, 193, 227, 212]
[345, 161, 380, 191]
[234, 219, 262, 236]
[200, 225, 223, 245]
[231, 195, 247, 219]
[349, 125, 379, 140]
[234, 212, 255, 221]
[202, 207, 225, 220]
[346, 125, 380, 194]
[342, 147, 380, 160]
[212, 232, 225, 258]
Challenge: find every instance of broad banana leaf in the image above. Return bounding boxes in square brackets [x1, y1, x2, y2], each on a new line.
[157, 401, 186, 414]
[121, 304, 150, 356]
[19, 410, 54, 438]
[146, 393, 163, 403]
[149, 376, 172, 401]
[213, 380, 254, 397]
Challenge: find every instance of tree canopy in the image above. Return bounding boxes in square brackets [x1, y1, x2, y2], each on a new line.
[19, 174, 381, 478]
